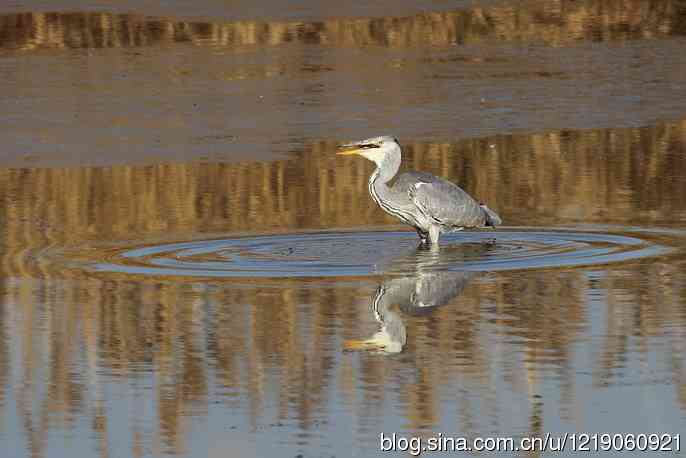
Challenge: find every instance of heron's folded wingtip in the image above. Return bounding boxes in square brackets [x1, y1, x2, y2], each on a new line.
[480, 204, 502, 227]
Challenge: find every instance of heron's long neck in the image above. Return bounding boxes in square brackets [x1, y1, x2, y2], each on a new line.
[369, 149, 401, 200]
[368, 149, 412, 222]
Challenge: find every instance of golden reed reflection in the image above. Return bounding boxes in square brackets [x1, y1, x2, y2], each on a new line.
[5, 258, 683, 454]
[1, 120, 685, 279]
[1, 122, 686, 456]
[1, 1, 685, 52]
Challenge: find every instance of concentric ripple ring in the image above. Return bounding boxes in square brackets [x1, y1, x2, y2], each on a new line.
[85, 228, 674, 278]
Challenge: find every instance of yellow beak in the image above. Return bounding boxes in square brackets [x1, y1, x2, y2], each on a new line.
[343, 339, 377, 351]
[336, 145, 363, 156]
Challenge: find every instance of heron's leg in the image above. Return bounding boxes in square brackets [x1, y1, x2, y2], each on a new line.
[427, 225, 440, 245]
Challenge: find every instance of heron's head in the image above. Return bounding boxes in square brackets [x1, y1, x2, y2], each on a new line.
[336, 135, 400, 166]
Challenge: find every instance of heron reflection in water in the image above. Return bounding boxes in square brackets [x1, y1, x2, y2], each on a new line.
[337, 136, 502, 246]
[344, 244, 491, 353]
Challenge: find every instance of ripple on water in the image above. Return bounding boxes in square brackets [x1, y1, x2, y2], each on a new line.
[75, 228, 674, 279]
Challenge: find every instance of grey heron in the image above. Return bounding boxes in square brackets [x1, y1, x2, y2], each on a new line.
[337, 135, 501, 245]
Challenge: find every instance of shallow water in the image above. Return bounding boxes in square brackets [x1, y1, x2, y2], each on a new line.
[57, 228, 672, 278]
[2, 1, 686, 458]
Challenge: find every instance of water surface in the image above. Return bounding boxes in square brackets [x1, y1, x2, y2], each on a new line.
[2, 1, 686, 457]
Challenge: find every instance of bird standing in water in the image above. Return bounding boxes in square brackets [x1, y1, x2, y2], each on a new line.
[337, 135, 501, 245]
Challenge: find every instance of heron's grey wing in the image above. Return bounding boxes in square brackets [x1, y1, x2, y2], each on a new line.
[405, 174, 485, 228]
[392, 171, 437, 191]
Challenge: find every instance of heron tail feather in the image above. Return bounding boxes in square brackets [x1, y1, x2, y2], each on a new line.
[480, 204, 502, 227]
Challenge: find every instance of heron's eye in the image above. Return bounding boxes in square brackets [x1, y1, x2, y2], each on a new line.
[360, 144, 380, 149]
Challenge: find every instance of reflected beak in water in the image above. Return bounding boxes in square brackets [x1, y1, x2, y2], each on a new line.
[343, 338, 385, 351]
[343, 333, 402, 353]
